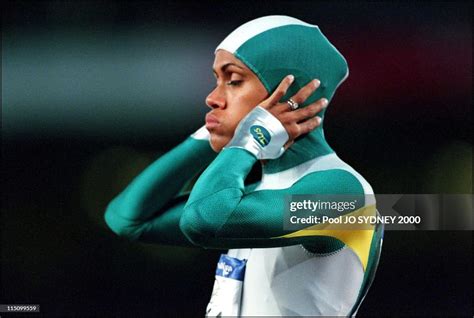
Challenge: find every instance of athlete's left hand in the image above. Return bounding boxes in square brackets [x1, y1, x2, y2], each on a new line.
[258, 75, 328, 150]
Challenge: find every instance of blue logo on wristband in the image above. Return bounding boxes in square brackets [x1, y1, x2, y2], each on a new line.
[250, 125, 271, 147]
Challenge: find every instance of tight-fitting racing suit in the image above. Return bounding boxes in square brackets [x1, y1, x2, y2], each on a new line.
[104, 15, 383, 317]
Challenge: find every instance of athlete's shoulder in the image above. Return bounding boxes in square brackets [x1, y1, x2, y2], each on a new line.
[295, 168, 365, 194]
[253, 153, 373, 195]
[292, 153, 374, 195]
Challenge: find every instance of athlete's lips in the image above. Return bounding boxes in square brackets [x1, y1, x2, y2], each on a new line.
[205, 113, 220, 129]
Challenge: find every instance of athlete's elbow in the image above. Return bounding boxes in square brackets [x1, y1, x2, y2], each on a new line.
[179, 205, 219, 247]
[103, 203, 125, 236]
[104, 198, 143, 241]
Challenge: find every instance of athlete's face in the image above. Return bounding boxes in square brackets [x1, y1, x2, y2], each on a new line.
[205, 49, 268, 152]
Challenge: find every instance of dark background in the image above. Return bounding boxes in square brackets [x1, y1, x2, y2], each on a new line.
[1, 1, 472, 317]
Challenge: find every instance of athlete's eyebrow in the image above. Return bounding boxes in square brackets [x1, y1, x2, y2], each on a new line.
[212, 63, 244, 76]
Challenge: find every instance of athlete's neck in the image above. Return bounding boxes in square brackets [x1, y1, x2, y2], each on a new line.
[261, 127, 334, 174]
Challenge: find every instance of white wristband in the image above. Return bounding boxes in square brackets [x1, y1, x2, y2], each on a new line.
[224, 106, 289, 159]
[191, 125, 211, 140]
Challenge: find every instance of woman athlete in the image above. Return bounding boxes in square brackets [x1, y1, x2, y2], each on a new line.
[105, 15, 383, 317]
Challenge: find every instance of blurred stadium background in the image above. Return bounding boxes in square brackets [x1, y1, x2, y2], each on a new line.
[2, 1, 472, 316]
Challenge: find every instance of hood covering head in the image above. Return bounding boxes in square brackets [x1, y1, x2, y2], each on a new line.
[215, 15, 349, 173]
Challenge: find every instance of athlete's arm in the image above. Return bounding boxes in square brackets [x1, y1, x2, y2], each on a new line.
[179, 77, 363, 249]
[104, 126, 216, 243]
[180, 147, 366, 249]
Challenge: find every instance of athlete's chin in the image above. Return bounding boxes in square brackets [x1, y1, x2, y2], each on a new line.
[209, 133, 230, 153]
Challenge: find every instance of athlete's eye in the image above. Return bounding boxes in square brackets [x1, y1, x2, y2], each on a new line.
[226, 80, 242, 86]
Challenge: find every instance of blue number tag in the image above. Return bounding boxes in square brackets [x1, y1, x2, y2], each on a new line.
[206, 254, 247, 317]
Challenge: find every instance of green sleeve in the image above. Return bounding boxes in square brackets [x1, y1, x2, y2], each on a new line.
[104, 136, 216, 243]
[180, 148, 366, 250]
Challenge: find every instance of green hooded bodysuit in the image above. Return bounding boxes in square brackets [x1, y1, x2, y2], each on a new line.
[104, 15, 383, 317]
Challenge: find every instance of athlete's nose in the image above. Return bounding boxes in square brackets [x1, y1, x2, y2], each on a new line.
[206, 87, 226, 109]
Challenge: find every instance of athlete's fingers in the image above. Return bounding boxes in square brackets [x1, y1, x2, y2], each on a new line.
[296, 116, 322, 136]
[270, 79, 321, 115]
[275, 97, 327, 126]
[260, 75, 295, 109]
[283, 122, 301, 141]
[292, 98, 328, 123]
[290, 79, 321, 105]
